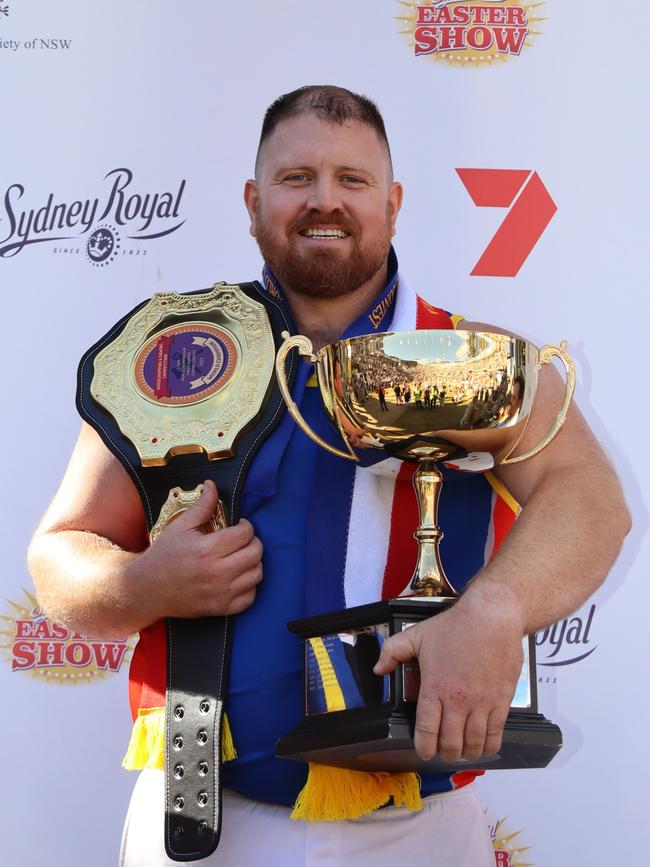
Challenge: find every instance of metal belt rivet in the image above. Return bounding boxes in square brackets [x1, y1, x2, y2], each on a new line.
[173, 763, 184, 779]
[174, 795, 185, 811]
[197, 729, 208, 745]
[173, 735, 184, 750]
[198, 760, 208, 776]
[174, 825, 184, 838]
[199, 700, 210, 714]
[198, 821, 208, 835]
[174, 705, 185, 720]
[197, 791, 209, 807]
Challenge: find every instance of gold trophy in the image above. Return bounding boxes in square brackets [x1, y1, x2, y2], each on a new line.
[274, 329, 574, 772]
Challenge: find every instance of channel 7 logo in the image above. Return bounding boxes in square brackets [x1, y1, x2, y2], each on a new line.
[456, 168, 557, 277]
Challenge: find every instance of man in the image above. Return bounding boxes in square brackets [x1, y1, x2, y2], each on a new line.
[28, 86, 629, 866]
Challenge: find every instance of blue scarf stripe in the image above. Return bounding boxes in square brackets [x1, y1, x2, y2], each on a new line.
[240, 360, 312, 516]
[439, 467, 493, 593]
[304, 446, 357, 616]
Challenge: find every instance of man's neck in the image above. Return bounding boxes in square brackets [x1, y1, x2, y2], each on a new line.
[282, 263, 389, 352]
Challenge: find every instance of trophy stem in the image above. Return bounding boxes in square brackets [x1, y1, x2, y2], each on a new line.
[407, 460, 458, 599]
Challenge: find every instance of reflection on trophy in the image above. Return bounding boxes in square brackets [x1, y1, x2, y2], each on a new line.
[275, 329, 575, 773]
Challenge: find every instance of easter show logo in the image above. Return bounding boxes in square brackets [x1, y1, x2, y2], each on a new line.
[1, 589, 132, 684]
[395, 0, 546, 66]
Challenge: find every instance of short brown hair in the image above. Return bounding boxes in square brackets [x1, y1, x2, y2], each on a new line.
[255, 85, 393, 175]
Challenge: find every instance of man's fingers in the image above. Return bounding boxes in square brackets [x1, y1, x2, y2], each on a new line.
[462, 710, 489, 761]
[483, 706, 508, 757]
[229, 564, 264, 597]
[373, 631, 416, 675]
[413, 689, 443, 761]
[226, 588, 258, 616]
[209, 529, 261, 569]
[415, 699, 502, 762]
[196, 519, 256, 560]
[436, 695, 473, 763]
[220, 565, 264, 616]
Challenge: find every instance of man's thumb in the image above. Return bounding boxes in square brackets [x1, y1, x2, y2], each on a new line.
[373, 630, 414, 676]
[173, 480, 220, 532]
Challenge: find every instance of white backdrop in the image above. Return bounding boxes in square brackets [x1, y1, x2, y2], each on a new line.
[1, 2, 647, 865]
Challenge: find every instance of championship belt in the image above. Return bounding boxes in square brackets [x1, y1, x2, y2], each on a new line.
[77, 282, 294, 861]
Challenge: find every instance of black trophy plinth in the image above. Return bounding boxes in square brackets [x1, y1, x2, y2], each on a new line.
[276, 598, 562, 772]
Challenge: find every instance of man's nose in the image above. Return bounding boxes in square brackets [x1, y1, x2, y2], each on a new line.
[305, 175, 343, 213]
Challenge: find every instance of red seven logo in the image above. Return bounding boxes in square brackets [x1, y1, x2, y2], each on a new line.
[456, 169, 557, 277]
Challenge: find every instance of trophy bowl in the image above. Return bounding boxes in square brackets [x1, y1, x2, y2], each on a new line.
[278, 329, 574, 467]
[315, 329, 538, 464]
[274, 329, 574, 772]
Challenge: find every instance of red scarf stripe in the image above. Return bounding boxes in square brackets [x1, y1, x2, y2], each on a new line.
[128, 620, 166, 719]
[381, 461, 420, 600]
[489, 494, 517, 559]
[415, 297, 454, 330]
[451, 769, 485, 788]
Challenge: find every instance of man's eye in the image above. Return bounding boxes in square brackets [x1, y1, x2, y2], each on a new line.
[341, 176, 366, 185]
[284, 174, 309, 183]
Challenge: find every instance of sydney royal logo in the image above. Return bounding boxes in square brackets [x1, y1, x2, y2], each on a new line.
[396, 0, 545, 66]
[536, 603, 597, 668]
[85, 223, 121, 266]
[0, 167, 186, 266]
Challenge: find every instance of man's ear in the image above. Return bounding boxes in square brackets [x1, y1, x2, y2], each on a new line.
[243, 179, 258, 237]
[389, 181, 404, 237]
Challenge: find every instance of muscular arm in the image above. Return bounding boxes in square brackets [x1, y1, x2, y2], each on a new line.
[376, 334, 630, 762]
[476, 360, 628, 632]
[28, 423, 263, 639]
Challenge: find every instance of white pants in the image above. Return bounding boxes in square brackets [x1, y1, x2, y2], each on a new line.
[120, 770, 494, 867]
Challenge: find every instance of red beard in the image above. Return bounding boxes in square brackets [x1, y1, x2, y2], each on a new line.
[254, 208, 392, 300]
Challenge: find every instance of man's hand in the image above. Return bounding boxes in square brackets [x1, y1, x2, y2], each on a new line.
[132, 480, 263, 622]
[28, 424, 265, 638]
[373, 582, 525, 762]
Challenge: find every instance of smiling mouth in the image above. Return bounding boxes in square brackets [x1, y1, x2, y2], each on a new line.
[299, 228, 351, 239]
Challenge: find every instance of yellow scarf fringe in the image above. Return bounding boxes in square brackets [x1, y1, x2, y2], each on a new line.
[122, 706, 237, 770]
[290, 763, 422, 822]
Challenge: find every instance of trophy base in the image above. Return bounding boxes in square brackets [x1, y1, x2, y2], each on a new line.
[277, 705, 562, 772]
[277, 598, 562, 772]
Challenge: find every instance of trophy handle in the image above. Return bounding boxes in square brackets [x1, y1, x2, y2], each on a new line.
[275, 332, 358, 462]
[501, 340, 576, 465]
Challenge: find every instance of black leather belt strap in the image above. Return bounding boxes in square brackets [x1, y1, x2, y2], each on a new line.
[77, 281, 296, 861]
[164, 616, 229, 860]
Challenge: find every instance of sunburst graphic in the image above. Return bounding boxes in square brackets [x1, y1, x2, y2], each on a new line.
[489, 815, 535, 865]
[395, 0, 547, 67]
[1, 588, 133, 685]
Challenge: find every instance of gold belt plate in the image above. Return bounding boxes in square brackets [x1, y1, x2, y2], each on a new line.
[90, 284, 275, 466]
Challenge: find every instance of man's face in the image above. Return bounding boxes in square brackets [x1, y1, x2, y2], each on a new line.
[244, 114, 402, 299]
